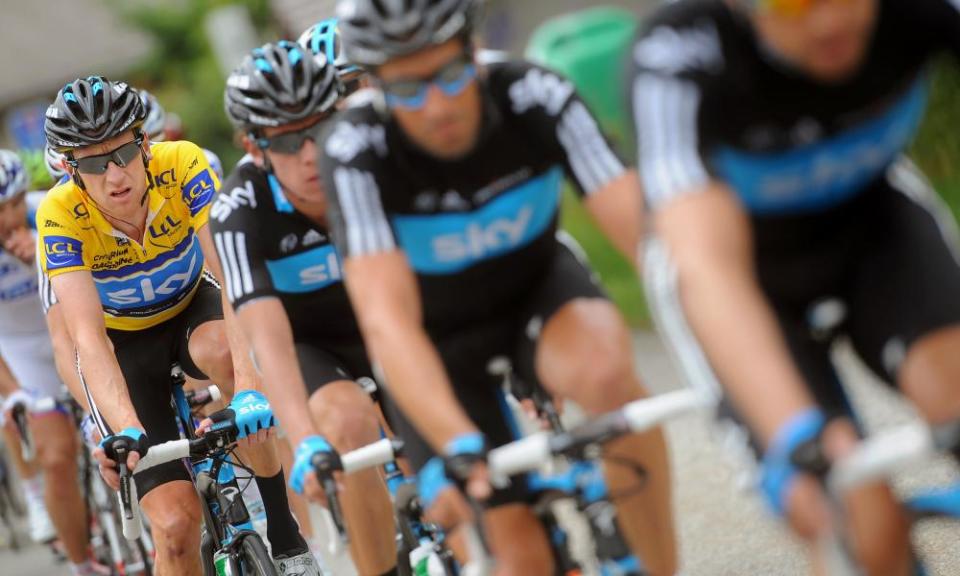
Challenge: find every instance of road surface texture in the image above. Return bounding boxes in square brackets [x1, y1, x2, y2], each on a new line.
[1, 331, 956, 575]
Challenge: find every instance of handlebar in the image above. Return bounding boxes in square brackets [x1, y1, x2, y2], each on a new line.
[312, 437, 404, 553]
[488, 389, 712, 485]
[10, 404, 34, 462]
[185, 385, 222, 409]
[118, 425, 238, 540]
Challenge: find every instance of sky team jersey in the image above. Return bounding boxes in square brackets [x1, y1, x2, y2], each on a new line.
[321, 60, 625, 336]
[209, 158, 361, 343]
[36, 141, 218, 331]
[629, 0, 960, 216]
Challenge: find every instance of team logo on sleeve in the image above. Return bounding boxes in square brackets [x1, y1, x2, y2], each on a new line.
[44, 236, 83, 269]
[183, 170, 216, 216]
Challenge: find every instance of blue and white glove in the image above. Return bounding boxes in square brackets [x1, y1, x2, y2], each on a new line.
[417, 432, 488, 508]
[99, 427, 149, 462]
[212, 390, 275, 439]
[760, 408, 827, 516]
[290, 435, 337, 494]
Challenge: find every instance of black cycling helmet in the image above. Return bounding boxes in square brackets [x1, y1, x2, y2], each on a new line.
[224, 40, 342, 131]
[45, 76, 145, 153]
[336, 0, 480, 67]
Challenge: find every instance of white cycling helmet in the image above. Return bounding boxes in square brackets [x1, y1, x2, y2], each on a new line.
[44, 144, 68, 183]
[0, 150, 29, 205]
[139, 89, 167, 141]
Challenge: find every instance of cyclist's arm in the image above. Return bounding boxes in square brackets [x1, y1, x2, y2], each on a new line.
[654, 186, 815, 445]
[583, 170, 644, 263]
[631, 49, 813, 446]
[196, 224, 261, 395]
[44, 303, 89, 412]
[342, 252, 478, 450]
[49, 271, 141, 431]
[233, 298, 315, 445]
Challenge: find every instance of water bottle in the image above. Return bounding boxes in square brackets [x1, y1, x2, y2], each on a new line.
[213, 548, 233, 576]
[409, 541, 446, 576]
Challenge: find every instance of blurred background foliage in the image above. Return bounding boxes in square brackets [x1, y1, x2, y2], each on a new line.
[19, 3, 960, 328]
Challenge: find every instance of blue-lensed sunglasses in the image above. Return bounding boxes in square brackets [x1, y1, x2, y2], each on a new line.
[381, 54, 477, 110]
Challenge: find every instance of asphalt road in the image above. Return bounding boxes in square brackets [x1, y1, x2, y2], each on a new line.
[2, 331, 957, 575]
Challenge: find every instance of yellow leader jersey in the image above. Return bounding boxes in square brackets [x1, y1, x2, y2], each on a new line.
[37, 141, 219, 331]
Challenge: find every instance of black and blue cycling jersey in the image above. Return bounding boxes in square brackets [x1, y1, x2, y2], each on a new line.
[632, 0, 960, 448]
[321, 60, 625, 337]
[209, 157, 360, 343]
[629, 0, 960, 216]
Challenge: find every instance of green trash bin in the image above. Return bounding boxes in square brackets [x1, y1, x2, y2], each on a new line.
[525, 7, 639, 156]
[526, 7, 648, 326]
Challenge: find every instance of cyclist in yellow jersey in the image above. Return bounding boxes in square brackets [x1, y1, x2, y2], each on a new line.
[37, 77, 319, 576]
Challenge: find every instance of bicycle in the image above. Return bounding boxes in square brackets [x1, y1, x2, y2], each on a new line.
[469, 388, 713, 576]
[61, 392, 156, 576]
[113, 366, 276, 576]
[0, 440, 24, 551]
[788, 419, 960, 575]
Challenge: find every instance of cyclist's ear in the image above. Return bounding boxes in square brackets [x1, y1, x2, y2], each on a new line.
[241, 133, 264, 167]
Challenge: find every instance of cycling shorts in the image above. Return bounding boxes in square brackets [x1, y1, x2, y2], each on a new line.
[83, 274, 224, 498]
[295, 339, 374, 398]
[382, 237, 607, 507]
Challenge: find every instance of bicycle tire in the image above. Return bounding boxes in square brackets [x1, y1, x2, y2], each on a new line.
[236, 534, 278, 576]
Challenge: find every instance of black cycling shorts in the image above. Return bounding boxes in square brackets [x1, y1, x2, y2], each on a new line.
[728, 162, 960, 452]
[382, 238, 607, 507]
[296, 339, 375, 397]
[96, 275, 224, 498]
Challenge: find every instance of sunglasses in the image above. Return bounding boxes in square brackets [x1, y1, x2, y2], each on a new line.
[753, 0, 850, 17]
[381, 54, 477, 110]
[256, 115, 330, 155]
[69, 138, 143, 175]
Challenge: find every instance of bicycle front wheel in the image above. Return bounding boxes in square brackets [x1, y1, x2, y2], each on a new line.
[234, 534, 278, 576]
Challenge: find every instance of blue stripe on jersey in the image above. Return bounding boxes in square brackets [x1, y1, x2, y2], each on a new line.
[265, 244, 343, 293]
[92, 231, 194, 279]
[94, 235, 203, 310]
[713, 79, 927, 215]
[391, 166, 563, 275]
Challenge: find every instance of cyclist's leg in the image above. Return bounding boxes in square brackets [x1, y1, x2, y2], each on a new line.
[4, 330, 89, 562]
[515, 238, 676, 575]
[386, 356, 555, 575]
[297, 342, 396, 575]
[276, 436, 314, 540]
[102, 323, 203, 575]
[177, 276, 308, 559]
[848, 161, 960, 433]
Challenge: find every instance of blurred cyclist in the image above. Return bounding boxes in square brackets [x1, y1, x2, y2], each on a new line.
[0, 149, 100, 574]
[213, 38, 397, 576]
[630, 0, 960, 573]
[319, 0, 675, 573]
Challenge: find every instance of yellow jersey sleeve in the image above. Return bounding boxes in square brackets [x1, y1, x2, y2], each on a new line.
[36, 193, 89, 279]
[175, 141, 219, 229]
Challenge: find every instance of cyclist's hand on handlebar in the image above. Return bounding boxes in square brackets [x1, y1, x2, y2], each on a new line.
[443, 432, 492, 502]
[0, 389, 33, 428]
[200, 390, 275, 449]
[95, 427, 148, 490]
[289, 435, 341, 501]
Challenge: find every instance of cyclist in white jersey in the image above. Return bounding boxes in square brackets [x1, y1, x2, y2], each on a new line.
[0, 149, 104, 575]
